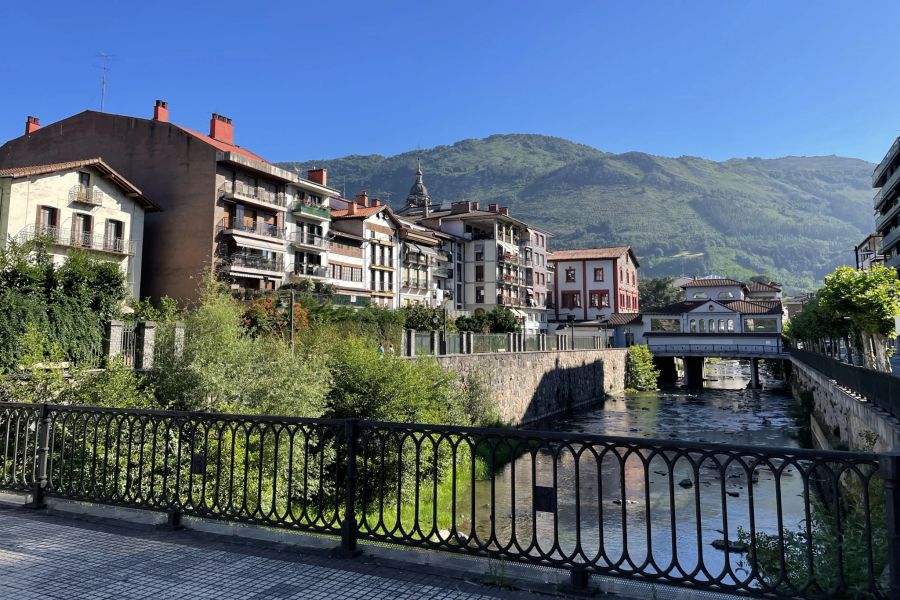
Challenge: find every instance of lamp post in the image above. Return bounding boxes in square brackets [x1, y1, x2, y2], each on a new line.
[567, 313, 575, 350]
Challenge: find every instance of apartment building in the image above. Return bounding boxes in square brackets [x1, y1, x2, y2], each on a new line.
[327, 229, 369, 307]
[0, 103, 339, 302]
[855, 233, 885, 271]
[330, 192, 400, 308]
[412, 201, 550, 332]
[549, 246, 640, 323]
[0, 158, 158, 297]
[395, 217, 449, 308]
[874, 136, 900, 271]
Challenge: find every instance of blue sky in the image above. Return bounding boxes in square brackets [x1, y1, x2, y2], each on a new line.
[1, 1, 898, 163]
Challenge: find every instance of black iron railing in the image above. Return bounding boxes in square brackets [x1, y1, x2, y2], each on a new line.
[1, 402, 898, 598]
[791, 348, 900, 420]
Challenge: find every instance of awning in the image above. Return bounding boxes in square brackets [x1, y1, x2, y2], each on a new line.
[497, 240, 518, 255]
[405, 242, 439, 257]
[232, 234, 287, 253]
[509, 309, 527, 318]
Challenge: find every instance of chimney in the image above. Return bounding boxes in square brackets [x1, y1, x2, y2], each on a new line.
[24, 116, 40, 135]
[355, 190, 369, 208]
[372, 198, 381, 207]
[472, 202, 480, 211]
[153, 100, 169, 122]
[307, 168, 327, 186]
[209, 113, 234, 145]
[499, 207, 510, 216]
[450, 201, 470, 214]
[488, 203, 498, 212]
[348, 200, 358, 215]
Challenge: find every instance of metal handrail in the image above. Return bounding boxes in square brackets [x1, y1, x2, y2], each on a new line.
[0, 401, 893, 598]
[292, 231, 329, 248]
[68, 184, 103, 206]
[219, 181, 288, 208]
[223, 252, 284, 272]
[218, 217, 287, 240]
[18, 224, 135, 255]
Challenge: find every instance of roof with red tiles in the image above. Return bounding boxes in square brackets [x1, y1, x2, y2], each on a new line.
[0, 158, 159, 211]
[747, 281, 782, 292]
[679, 278, 746, 288]
[548, 246, 632, 261]
[331, 205, 387, 219]
[174, 125, 268, 163]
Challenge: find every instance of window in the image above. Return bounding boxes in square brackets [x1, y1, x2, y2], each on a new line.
[78, 171, 91, 188]
[650, 318, 681, 332]
[692, 292, 709, 299]
[727, 319, 735, 332]
[718, 319, 725, 332]
[589, 290, 610, 308]
[565, 267, 576, 282]
[745, 318, 778, 332]
[36, 205, 59, 232]
[475, 287, 485, 303]
[105, 219, 124, 251]
[475, 265, 484, 282]
[699, 319, 706, 332]
[475, 248, 484, 261]
[718, 291, 735, 299]
[72, 213, 92, 247]
[593, 268, 604, 282]
[562, 291, 582, 309]
[690, 319, 697, 332]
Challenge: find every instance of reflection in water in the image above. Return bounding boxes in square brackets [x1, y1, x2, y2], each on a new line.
[460, 361, 807, 586]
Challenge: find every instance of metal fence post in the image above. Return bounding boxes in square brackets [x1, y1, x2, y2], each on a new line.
[880, 453, 900, 599]
[341, 419, 361, 556]
[24, 403, 50, 509]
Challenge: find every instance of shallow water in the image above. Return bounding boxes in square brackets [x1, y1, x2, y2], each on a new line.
[460, 361, 807, 587]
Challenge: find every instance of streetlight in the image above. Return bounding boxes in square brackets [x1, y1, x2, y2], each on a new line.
[567, 313, 575, 350]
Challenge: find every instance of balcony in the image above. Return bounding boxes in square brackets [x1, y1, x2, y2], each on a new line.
[880, 226, 900, 255]
[221, 252, 284, 273]
[219, 181, 288, 211]
[293, 263, 329, 278]
[18, 224, 135, 255]
[218, 217, 287, 241]
[876, 198, 900, 233]
[432, 266, 451, 278]
[292, 231, 329, 249]
[68, 184, 103, 206]
[498, 252, 521, 265]
[291, 200, 331, 221]
[403, 279, 429, 289]
[371, 282, 395, 294]
[873, 137, 900, 186]
[404, 252, 429, 266]
[875, 167, 900, 211]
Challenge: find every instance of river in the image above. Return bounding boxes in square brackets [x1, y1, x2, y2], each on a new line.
[462, 360, 809, 589]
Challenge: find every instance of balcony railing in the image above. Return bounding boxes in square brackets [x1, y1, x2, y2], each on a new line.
[222, 252, 284, 272]
[293, 263, 328, 278]
[219, 181, 288, 209]
[371, 282, 395, 293]
[432, 266, 451, 278]
[873, 136, 900, 186]
[68, 184, 103, 206]
[292, 232, 329, 248]
[402, 279, 429, 289]
[498, 252, 521, 265]
[875, 166, 900, 211]
[18, 224, 135, 255]
[880, 226, 900, 254]
[218, 217, 287, 241]
[291, 201, 331, 220]
[876, 197, 900, 232]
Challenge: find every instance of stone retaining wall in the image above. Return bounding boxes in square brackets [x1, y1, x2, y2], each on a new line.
[790, 358, 900, 452]
[416, 349, 627, 426]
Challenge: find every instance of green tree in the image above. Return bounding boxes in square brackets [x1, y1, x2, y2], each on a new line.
[625, 345, 660, 391]
[638, 277, 684, 312]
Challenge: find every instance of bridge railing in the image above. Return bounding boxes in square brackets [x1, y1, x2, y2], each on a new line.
[1, 401, 897, 598]
[791, 348, 900, 420]
[648, 343, 785, 355]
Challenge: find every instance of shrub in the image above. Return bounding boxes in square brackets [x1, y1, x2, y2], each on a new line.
[625, 344, 659, 391]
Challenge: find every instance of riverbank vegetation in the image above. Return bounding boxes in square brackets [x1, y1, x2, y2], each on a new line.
[625, 344, 660, 391]
[785, 265, 900, 372]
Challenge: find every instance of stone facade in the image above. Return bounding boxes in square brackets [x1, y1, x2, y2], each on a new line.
[791, 358, 900, 452]
[421, 349, 627, 426]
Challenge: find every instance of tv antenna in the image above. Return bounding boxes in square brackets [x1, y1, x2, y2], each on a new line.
[95, 53, 116, 112]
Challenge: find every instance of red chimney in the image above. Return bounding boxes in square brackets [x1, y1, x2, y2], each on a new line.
[153, 100, 169, 123]
[488, 203, 498, 212]
[347, 200, 358, 216]
[355, 191, 369, 208]
[307, 168, 327, 186]
[25, 116, 40, 135]
[209, 113, 234, 144]
[372, 198, 381, 207]
[499, 207, 510, 216]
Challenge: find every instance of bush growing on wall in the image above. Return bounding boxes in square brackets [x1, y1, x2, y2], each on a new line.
[625, 344, 659, 391]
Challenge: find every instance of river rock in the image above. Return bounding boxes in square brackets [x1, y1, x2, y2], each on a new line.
[678, 478, 694, 489]
[712, 539, 749, 553]
[727, 491, 740, 498]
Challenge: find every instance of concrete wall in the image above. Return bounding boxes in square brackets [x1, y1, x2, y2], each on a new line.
[791, 358, 900, 452]
[422, 348, 627, 426]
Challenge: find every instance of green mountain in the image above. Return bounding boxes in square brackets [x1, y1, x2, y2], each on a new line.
[278, 134, 876, 291]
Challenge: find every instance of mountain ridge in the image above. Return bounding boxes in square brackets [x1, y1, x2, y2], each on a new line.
[278, 134, 875, 292]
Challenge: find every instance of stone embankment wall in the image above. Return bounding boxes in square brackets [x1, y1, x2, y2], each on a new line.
[420, 349, 627, 426]
[790, 359, 900, 452]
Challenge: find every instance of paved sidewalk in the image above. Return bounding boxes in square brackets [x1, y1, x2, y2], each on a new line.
[0, 506, 551, 600]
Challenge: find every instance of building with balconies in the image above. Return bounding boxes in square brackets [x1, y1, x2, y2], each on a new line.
[330, 192, 400, 309]
[855, 233, 884, 271]
[0, 158, 159, 297]
[0, 102, 338, 302]
[395, 217, 445, 308]
[873, 136, 900, 271]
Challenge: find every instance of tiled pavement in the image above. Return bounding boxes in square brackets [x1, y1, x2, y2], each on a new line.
[0, 506, 557, 600]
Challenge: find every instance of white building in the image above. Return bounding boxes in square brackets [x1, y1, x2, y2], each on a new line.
[0, 158, 158, 297]
[548, 246, 640, 322]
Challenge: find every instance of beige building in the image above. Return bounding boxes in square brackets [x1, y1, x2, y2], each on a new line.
[0, 158, 158, 297]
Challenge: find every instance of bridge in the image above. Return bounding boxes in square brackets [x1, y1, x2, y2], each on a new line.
[646, 342, 788, 359]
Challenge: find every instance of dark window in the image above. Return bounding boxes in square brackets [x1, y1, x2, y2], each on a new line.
[562, 291, 581, 309]
[78, 171, 91, 188]
[593, 268, 604, 282]
[565, 267, 576, 282]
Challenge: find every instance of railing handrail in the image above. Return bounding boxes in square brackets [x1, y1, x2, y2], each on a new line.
[219, 181, 288, 208]
[68, 183, 103, 206]
[218, 217, 287, 240]
[19, 223, 135, 255]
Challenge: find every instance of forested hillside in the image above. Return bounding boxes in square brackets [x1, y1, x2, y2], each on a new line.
[279, 135, 875, 291]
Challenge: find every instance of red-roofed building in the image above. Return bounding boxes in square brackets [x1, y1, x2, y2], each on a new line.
[0, 102, 338, 302]
[548, 246, 640, 323]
